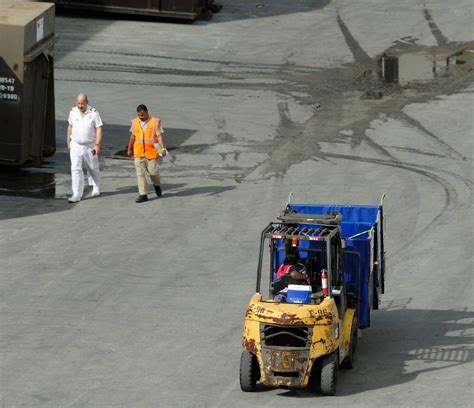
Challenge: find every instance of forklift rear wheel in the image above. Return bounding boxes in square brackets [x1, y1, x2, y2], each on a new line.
[341, 316, 358, 369]
[320, 352, 338, 396]
[240, 351, 259, 392]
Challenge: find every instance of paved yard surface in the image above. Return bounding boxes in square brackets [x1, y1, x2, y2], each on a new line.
[1, 1, 473, 407]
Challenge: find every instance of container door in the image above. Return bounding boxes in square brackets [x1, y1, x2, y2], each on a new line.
[160, 0, 194, 13]
[29, 54, 49, 162]
[376, 207, 385, 294]
[331, 234, 346, 320]
[42, 55, 56, 157]
[105, 0, 154, 9]
[369, 228, 376, 310]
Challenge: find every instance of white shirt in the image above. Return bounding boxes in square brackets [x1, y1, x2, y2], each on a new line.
[68, 105, 103, 144]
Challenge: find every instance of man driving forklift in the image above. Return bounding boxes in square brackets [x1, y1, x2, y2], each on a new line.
[273, 248, 311, 300]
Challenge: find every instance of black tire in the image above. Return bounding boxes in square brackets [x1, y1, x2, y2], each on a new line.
[341, 317, 358, 369]
[239, 351, 259, 392]
[320, 352, 338, 396]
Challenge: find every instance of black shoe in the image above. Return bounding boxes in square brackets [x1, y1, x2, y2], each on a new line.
[135, 195, 148, 203]
[154, 185, 162, 197]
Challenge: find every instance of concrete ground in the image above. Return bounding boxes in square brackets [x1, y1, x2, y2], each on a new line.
[1, 0, 473, 407]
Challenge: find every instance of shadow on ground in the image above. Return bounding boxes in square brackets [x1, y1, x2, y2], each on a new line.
[253, 301, 473, 397]
[0, 182, 236, 220]
[0, 121, 197, 202]
[161, 185, 235, 198]
[55, 120, 197, 152]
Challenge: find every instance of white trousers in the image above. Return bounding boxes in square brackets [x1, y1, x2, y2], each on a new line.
[70, 140, 100, 197]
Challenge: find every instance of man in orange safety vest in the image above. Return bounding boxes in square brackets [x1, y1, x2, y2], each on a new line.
[127, 104, 166, 203]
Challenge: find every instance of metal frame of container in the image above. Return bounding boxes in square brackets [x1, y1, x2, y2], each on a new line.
[53, 0, 207, 20]
[0, 2, 56, 165]
[256, 202, 385, 329]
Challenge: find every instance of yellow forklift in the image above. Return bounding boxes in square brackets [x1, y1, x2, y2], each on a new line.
[240, 201, 385, 394]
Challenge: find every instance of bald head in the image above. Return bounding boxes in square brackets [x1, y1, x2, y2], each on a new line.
[76, 93, 88, 113]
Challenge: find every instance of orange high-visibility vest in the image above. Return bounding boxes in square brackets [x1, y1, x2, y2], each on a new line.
[131, 115, 161, 159]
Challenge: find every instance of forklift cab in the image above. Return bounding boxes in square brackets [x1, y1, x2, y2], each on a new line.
[265, 216, 348, 323]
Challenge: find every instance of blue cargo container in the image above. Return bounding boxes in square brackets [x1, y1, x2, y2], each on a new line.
[270, 202, 385, 329]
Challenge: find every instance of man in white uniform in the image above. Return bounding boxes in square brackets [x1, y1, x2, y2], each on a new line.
[67, 93, 103, 203]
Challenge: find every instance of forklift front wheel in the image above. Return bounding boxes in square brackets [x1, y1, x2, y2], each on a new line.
[341, 316, 358, 369]
[320, 352, 338, 396]
[239, 351, 259, 392]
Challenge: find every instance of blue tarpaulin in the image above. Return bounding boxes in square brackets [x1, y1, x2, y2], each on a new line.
[285, 204, 384, 328]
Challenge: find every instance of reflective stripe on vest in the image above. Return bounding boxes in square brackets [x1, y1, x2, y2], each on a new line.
[132, 116, 160, 159]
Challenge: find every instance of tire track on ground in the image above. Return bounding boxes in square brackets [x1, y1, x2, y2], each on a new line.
[396, 111, 467, 160]
[322, 152, 468, 256]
